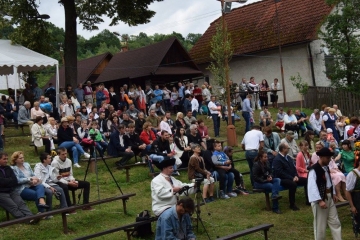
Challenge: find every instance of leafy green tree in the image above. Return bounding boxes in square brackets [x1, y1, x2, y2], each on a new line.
[289, 73, 308, 110]
[186, 33, 202, 45]
[320, 0, 360, 92]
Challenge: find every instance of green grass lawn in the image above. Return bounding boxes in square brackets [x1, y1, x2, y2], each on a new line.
[0, 107, 354, 240]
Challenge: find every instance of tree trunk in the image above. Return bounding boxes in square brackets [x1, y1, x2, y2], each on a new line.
[61, 0, 77, 88]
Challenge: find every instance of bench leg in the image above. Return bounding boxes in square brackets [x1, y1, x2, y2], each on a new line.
[125, 168, 130, 183]
[122, 198, 129, 215]
[62, 212, 69, 234]
[265, 193, 271, 211]
[89, 161, 95, 173]
[126, 229, 132, 240]
[21, 126, 24, 135]
[264, 229, 269, 240]
[34, 146, 38, 156]
[72, 190, 77, 205]
[6, 210, 10, 221]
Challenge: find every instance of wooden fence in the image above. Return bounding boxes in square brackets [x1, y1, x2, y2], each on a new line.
[304, 87, 360, 116]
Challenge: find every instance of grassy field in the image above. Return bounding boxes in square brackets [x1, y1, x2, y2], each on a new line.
[0, 107, 354, 240]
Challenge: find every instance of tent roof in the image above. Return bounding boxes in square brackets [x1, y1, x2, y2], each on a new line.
[0, 40, 58, 75]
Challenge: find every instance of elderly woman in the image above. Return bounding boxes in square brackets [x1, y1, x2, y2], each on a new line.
[11, 151, 50, 213]
[31, 116, 51, 153]
[295, 141, 311, 179]
[188, 144, 215, 203]
[46, 117, 58, 143]
[283, 109, 299, 133]
[31, 101, 46, 120]
[57, 117, 90, 168]
[197, 119, 210, 141]
[322, 107, 339, 142]
[175, 112, 187, 130]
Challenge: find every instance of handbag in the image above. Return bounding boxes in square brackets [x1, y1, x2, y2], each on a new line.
[81, 138, 94, 146]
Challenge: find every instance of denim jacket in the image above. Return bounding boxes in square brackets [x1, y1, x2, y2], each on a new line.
[155, 205, 195, 240]
[11, 162, 35, 194]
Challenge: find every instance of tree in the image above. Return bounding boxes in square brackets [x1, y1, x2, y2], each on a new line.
[2, 0, 163, 87]
[320, 0, 360, 92]
[289, 73, 308, 111]
[207, 23, 233, 101]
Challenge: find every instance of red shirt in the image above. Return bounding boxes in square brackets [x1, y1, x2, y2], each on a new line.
[193, 88, 203, 102]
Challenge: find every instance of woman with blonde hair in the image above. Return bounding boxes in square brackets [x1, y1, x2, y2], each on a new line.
[322, 107, 339, 142]
[11, 151, 50, 213]
[175, 112, 187, 129]
[31, 101, 46, 120]
[32, 116, 51, 153]
[296, 141, 311, 178]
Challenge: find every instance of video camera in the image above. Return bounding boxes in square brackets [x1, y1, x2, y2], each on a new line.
[89, 133, 97, 140]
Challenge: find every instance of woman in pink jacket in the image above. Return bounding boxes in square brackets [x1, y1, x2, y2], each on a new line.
[296, 140, 312, 178]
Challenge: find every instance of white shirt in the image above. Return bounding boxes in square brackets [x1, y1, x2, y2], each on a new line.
[241, 129, 264, 150]
[191, 98, 199, 112]
[310, 117, 322, 132]
[160, 120, 172, 135]
[151, 173, 194, 216]
[270, 82, 281, 92]
[346, 168, 360, 191]
[202, 88, 211, 101]
[208, 101, 219, 114]
[307, 166, 334, 203]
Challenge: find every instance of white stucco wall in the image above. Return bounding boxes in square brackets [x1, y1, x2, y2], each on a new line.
[197, 43, 329, 104]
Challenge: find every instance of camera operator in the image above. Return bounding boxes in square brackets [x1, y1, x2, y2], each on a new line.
[151, 158, 195, 216]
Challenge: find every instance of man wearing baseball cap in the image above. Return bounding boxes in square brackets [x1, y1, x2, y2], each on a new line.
[307, 147, 341, 240]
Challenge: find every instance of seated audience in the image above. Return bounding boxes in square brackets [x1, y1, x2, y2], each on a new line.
[197, 119, 210, 141]
[211, 141, 237, 199]
[135, 112, 146, 134]
[0, 152, 34, 220]
[149, 130, 175, 164]
[334, 140, 354, 174]
[165, 111, 176, 133]
[79, 106, 88, 120]
[337, 116, 346, 140]
[31, 116, 51, 154]
[89, 121, 108, 157]
[18, 101, 34, 130]
[322, 107, 339, 142]
[273, 143, 308, 210]
[283, 109, 299, 133]
[223, 146, 249, 195]
[309, 108, 319, 123]
[184, 110, 197, 127]
[294, 109, 313, 137]
[174, 127, 191, 168]
[31, 101, 46, 120]
[187, 124, 207, 150]
[295, 141, 312, 178]
[259, 107, 273, 127]
[146, 109, 160, 133]
[280, 131, 300, 160]
[34, 152, 68, 212]
[328, 152, 347, 202]
[252, 150, 282, 214]
[188, 144, 215, 203]
[126, 104, 140, 120]
[304, 130, 315, 154]
[51, 148, 92, 210]
[263, 126, 280, 166]
[97, 111, 110, 137]
[310, 111, 321, 137]
[45, 117, 58, 144]
[57, 117, 91, 168]
[159, 115, 172, 135]
[149, 101, 165, 116]
[140, 121, 156, 146]
[5, 95, 19, 123]
[124, 123, 148, 163]
[311, 141, 324, 165]
[175, 112, 188, 130]
[11, 151, 50, 213]
[121, 113, 134, 127]
[107, 115, 120, 133]
[108, 125, 134, 167]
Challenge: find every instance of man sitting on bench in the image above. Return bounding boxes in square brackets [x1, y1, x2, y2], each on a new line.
[51, 148, 93, 211]
[124, 123, 148, 164]
[273, 143, 308, 211]
[0, 152, 34, 220]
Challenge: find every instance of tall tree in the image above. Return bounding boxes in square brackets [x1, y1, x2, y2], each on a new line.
[320, 0, 360, 92]
[2, 0, 163, 87]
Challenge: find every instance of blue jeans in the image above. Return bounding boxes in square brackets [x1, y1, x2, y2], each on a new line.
[211, 114, 220, 137]
[254, 178, 281, 211]
[245, 150, 258, 187]
[192, 110, 197, 119]
[299, 123, 313, 136]
[95, 141, 108, 156]
[149, 154, 165, 163]
[20, 185, 46, 212]
[213, 170, 234, 193]
[44, 185, 68, 210]
[59, 141, 85, 164]
[242, 111, 251, 133]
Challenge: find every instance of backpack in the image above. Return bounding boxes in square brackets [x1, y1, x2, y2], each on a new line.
[132, 210, 153, 238]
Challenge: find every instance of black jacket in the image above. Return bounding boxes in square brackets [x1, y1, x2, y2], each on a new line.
[57, 126, 74, 145]
[97, 118, 109, 133]
[124, 133, 144, 149]
[253, 161, 273, 183]
[135, 118, 145, 134]
[273, 153, 298, 180]
[150, 138, 171, 156]
[0, 166, 18, 193]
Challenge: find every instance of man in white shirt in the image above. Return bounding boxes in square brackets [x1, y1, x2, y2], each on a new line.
[151, 158, 194, 216]
[259, 107, 273, 127]
[307, 147, 341, 240]
[333, 104, 342, 118]
[208, 96, 221, 137]
[241, 125, 264, 186]
[248, 77, 261, 109]
[189, 95, 199, 118]
[310, 112, 322, 136]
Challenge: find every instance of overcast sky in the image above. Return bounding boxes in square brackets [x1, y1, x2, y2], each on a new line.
[37, 0, 260, 39]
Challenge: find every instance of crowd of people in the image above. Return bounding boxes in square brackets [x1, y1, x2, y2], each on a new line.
[0, 78, 359, 239]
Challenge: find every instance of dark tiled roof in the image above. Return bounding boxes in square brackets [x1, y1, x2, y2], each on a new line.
[189, 0, 333, 64]
[95, 37, 202, 83]
[45, 52, 112, 89]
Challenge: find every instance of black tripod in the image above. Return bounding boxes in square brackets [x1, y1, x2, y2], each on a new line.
[193, 180, 211, 240]
[77, 141, 123, 204]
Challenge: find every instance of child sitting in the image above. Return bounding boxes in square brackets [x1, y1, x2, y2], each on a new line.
[89, 121, 108, 157]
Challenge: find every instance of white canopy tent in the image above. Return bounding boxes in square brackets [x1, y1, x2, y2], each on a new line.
[0, 40, 59, 106]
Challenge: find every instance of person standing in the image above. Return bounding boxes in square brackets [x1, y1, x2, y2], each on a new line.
[308, 147, 341, 240]
[242, 94, 253, 133]
[155, 197, 196, 240]
[74, 83, 84, 104]
[346, 157, 360, 236]
[270, 78, 280, 108]
[84, 81, 93, 105]
[190, 95, 199, 118]
[241, 125, 264, 186]
[208, 96, 221, 137]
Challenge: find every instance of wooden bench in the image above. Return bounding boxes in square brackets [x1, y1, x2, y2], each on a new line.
[4, 122, 25, 134]
[80, 155, 113, 173]
[0, 193, 136, 234]
[117, 162, 147, 182]
[75, 216, 159, 240]
[216, 223, 274, 240]
[335, 201, 349, 208]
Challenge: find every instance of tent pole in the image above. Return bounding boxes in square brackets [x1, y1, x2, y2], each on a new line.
[56, 64, 59, 108]
[13, 66, 18, 98]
